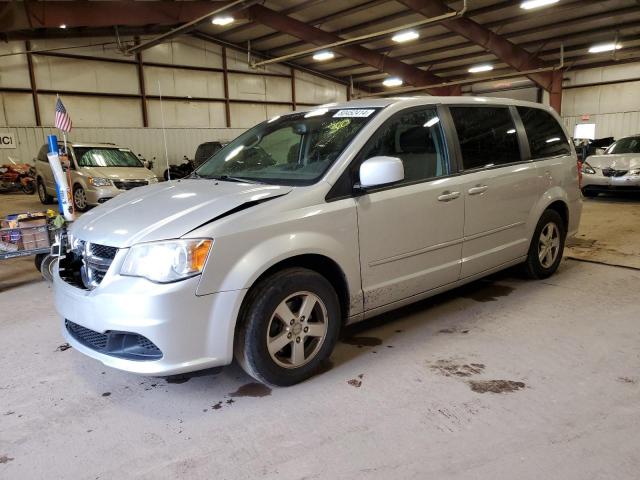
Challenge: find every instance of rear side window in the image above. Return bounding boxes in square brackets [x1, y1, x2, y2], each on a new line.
[517, 107, 571, 159]
[449, 106, 521, 170]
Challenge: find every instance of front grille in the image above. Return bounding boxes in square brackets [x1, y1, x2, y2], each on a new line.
[65, 320, 163, 361]
[66, 320, 108, 350]
[59, 240, 117, 290]
[113, 180, 148, 190]
[602, 168, 628, 177]
[90, 243, 117, 260]
[81, 242, 117, 289]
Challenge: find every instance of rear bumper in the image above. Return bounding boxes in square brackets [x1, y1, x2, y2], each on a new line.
[53, 264, 246, 376]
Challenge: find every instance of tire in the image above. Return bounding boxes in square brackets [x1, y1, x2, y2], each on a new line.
[522, 209, 566, 279]
[34, 253, 46, 272]
[582, 188, 598, 198]
[73, 185, 88, 212]
[37, 179, 54, 204]
[22, 180, 36, 195]
[234, 267, 341, 387]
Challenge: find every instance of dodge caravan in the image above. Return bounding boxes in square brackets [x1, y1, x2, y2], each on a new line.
[35, 142, 158, 211]
[53, 97, 582, 386]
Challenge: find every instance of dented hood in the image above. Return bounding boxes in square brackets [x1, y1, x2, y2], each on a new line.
[71, 179, 291, 248]
[585, 153, 640, 170]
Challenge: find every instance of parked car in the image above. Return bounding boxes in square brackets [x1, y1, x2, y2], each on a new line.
[35, 142, 158, 211]
[581, 134, 640, 197]
[54, 97, 582, 386]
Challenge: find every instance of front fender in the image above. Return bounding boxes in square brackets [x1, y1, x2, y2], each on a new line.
[194, 200, 362, 314]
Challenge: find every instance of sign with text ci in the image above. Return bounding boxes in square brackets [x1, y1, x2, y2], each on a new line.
[0, 132, 17, 149]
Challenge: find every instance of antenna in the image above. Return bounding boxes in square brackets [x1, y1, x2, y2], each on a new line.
[158, 80, 171, 181]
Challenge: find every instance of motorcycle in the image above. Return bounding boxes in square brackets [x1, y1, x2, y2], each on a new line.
[0, 161, 36, 194]
[163, 156, 195, 181]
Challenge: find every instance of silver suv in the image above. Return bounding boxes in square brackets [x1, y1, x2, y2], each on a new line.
[53, 97, 582, 386]
[35, 142, 158, 211]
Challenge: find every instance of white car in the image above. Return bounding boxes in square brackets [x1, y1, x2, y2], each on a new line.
[53, 97, 582, 386]
[581, 135, 640, 197]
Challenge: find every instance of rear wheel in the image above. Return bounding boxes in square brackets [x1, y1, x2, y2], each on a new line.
[37, 179, 54, 204]
[234, 268, 341, 386]
[22, 179, 35, 195]
[522, 209, 566, 279]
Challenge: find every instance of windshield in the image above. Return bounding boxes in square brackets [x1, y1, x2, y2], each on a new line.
[74, 147, 143, 168]
[606, 136, 640, 154]
[195, 108, 380, 185]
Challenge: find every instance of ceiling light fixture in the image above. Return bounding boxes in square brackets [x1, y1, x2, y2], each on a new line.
[383, 77, 403, 87]
[588, 43, 622, 53]
[211, 15, 234, 26]
[312, 51, 335, 61]
[59, 24, 67, 29]
[469, 64, 494, 73]
[392, 30, 420, 43]
[520, 0, 559, 10]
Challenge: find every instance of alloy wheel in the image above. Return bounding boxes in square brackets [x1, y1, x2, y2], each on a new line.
[538, 222, 560, 268]
[266, 291, 328, 369]
[74, 188, 87, 210]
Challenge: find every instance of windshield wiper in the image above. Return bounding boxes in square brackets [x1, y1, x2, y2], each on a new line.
[207, 175, 262, 184]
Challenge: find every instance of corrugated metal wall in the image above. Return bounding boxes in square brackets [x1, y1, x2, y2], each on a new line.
[0, 126, 245, 176]
[0, 35, 348, 167]
[562, 63, 640, 139]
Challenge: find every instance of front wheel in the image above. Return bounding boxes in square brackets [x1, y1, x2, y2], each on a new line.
[234, 268, 341, 386]
[522, 209, 566, 279]
[73, 185, 88, 212]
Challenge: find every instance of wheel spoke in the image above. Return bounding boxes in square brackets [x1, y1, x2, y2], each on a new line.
[305, 323, 325, 338]
[291, 340, 305, 365]
[544, 249, 554, 266]
[539, 247, 548, 263]
[273, 301, 295, 324]
[268, 332, 291, 355]
[298, 294, 317, 321]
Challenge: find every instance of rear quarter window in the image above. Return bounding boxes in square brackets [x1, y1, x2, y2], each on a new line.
[517, 107, 571, 159]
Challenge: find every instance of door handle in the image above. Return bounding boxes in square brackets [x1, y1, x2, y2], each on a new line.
[437, 191, 460, 202]
[468, 185, 489, 195]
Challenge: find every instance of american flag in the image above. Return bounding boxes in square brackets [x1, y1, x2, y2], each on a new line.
[55, 97, 72, 132]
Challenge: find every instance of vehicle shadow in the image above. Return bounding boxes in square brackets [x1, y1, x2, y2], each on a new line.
[332, 267, 525, 367]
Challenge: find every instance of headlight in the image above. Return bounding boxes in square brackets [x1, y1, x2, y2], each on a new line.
[581, 162, 596, 175]
[628, 168, 640, 176]
[121, 239, 212, 283]
[89, 177, 112, 187]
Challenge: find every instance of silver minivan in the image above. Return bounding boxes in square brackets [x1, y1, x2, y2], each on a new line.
[35, 142, 158, 211]
[53, 97, 582, 386]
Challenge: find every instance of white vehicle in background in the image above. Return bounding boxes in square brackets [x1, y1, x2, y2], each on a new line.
[581, 135, 640, 197]
[53, 97, 582, 386]
[35, 142, 158, 211]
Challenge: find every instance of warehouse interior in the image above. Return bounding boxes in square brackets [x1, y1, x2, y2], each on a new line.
[1, 1, 639, 478]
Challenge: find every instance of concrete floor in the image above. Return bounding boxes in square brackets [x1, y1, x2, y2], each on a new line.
[1, 192, 639, 479]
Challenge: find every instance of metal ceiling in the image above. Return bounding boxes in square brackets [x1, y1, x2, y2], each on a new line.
[2, 0, 639, 99]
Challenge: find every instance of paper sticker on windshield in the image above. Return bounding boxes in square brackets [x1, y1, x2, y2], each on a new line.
[333, 109, 375, 118]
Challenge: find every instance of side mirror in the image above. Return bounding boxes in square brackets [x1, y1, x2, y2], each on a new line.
[358, 156, 404, 189]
